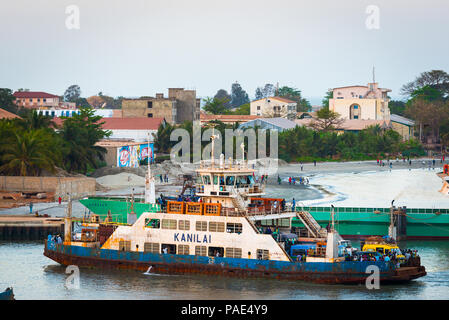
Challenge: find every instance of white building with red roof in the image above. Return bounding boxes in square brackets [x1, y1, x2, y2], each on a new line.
[250, 96, 297, 120]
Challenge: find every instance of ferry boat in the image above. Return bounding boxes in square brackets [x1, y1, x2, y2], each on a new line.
[44, 147, 426, 284]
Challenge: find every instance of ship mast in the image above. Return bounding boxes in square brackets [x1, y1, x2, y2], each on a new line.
[145, 131, 155, 204]
[210, 126, 219, 168]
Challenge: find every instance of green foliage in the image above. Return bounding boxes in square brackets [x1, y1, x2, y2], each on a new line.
[231, 103, 250, 115]
[153, 122, 175, 154]
[278, 86, 311, 112]
[389, 100, 406, 116]
[410, 85, 445, 102]
[278, 125, 411, 162]
[321, 89, 333, 109]
[203, 97, 228, 114]
[231, 82, 249, 108]
[0, 88, 18, 114]
[58, 107, 111, 174]
[213, 89, 231, 109]
[0, 122, 62, 176]
[98, 92, 123, 109]
[64, 85, 81, 102]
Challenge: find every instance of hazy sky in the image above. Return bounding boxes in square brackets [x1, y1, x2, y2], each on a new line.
[1, 0, 448, 104]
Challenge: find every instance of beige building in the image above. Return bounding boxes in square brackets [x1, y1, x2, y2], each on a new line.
[122, 88, 200, 125]
[250, 96, 297, 120]
[13, 91, 61, 109]
[329, 83, 391, 121]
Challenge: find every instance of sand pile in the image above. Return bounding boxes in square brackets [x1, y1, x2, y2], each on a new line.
[96, 172, 145, 189]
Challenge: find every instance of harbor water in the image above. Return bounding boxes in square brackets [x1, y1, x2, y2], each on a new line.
[1, 239, 449, 299]
[2, 165, 449, 299]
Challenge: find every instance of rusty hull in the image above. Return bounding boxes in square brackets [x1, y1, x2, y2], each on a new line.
[44, 245, 426, 285]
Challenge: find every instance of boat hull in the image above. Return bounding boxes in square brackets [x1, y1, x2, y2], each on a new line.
[44, 241, 426, 284]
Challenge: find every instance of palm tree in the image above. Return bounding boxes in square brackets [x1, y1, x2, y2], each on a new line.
[0, 129, 59, 176]
[21, 110, 55, 130]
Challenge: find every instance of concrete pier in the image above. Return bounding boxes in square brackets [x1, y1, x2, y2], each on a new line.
[0, 215, 64, 240]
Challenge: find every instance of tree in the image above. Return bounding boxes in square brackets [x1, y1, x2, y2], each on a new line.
[310, 107, 344, 132]
[231, 103, 250, 115]
[0, 129, 61, 176]
[405, 98, 449, 144]
[97, 93, 123, 109]
[21, 110, 55, 130]
[64, 85, 81, 102]
[152, 122, 174, 154]
[0, 88, 18, 114]
[278, 86, 311, 112]
[87, 95, 106, 108]
[389, 100, 406, 116]
[255, 84, 275, 99]
[321, 89, 333, 109]
[255, 87, 264, 100]
[74, 97, 91, 108]
[203, 97, 228, 114]
[230, 82, 249, 108]
[401, 70, 449, 99]
[58, 107, 111, 173]
[213, 89, 231, 109]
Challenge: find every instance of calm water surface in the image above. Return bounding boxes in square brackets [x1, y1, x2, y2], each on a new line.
[1, 240, 449, 300]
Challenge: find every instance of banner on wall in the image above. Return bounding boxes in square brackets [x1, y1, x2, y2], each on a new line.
[117, 143, 154, 168]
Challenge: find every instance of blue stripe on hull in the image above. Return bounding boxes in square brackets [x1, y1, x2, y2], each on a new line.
[44, 241, 399, 284]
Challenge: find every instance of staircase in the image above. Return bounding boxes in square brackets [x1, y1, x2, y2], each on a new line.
[231, 188, 247, 212]
[296, 211, 327, 238]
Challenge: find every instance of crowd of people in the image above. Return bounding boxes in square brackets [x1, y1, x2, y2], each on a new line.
[47, 234, 63, 244]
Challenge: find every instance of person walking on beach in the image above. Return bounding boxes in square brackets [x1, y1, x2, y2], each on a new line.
[288, 177, 292, 185]
[292, 198, 296, 211]
[313, 160, 316, 167]
[277, 175, 281, 185]
[58, 196, 62, 205]
[29, 202, 33, 214]
[300, 162, 303, 171]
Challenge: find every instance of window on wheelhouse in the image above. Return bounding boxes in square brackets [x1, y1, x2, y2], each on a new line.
[225, 175, 235, 186]
[236, 175, 255, 187]
[202, 175, 211, 185]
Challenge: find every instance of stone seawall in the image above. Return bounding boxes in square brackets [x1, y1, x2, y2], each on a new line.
[0, 176, 96, 200]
